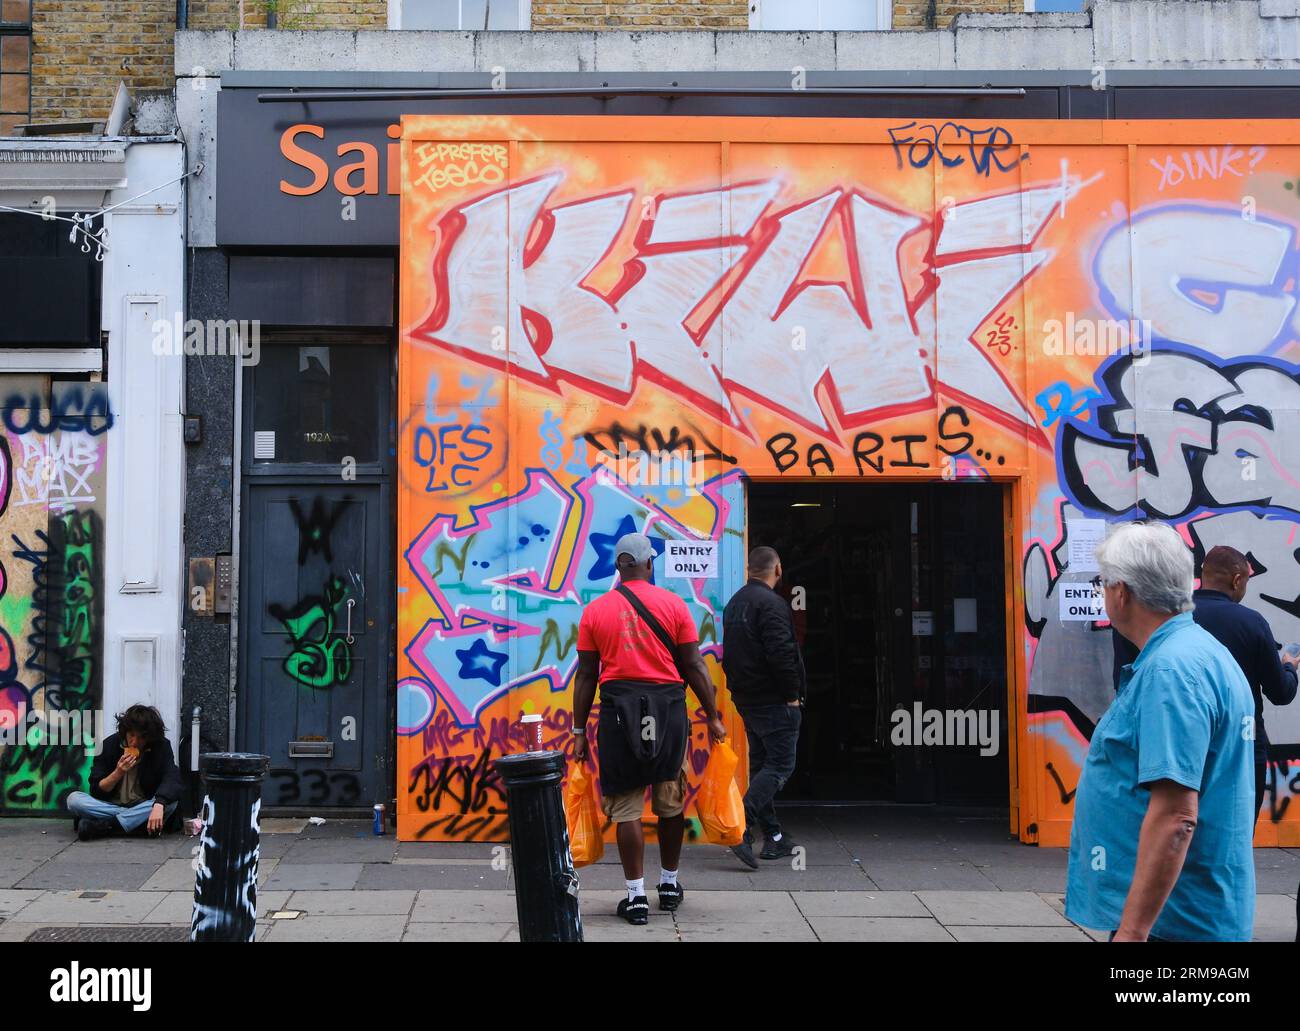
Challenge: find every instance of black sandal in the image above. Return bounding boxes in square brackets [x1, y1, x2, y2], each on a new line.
[617, 895, 650, 925]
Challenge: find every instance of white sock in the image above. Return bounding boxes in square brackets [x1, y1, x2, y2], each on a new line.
[660, 868, 678, 887]
[626, 877, 645, 902]
[770, 832, 782, 842]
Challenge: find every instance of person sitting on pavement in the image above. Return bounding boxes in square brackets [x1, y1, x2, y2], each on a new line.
[1067, 521, 1255, 942]
[571, 532, 727, 926]
[721, 546, 806, 869]
[68, 704, 182, 841]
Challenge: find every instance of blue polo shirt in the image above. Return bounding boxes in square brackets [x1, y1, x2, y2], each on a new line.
[1066, 612, 1256, 942]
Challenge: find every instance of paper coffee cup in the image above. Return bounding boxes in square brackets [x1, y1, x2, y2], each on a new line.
[520, 713, 543, 751]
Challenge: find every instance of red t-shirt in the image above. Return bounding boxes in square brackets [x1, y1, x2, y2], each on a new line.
[577, 580, 698, 684]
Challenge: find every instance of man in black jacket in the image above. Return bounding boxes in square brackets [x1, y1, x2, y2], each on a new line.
[722, 546, 806, 869]
[68, 704, 182, 841]
[1193, 547, 1298, 818]
[1113, 546, 1298, 817]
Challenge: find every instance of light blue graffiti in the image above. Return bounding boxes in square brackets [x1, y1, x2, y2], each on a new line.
[540, 410, 565, 470]
[1035, 380, 1099, 429]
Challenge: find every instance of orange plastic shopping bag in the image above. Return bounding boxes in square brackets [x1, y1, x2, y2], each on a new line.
[695, 741, 745, 846]
[564, 760, 604, 867]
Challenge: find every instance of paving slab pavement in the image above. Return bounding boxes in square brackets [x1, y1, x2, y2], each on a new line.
[805, 916, 956, 941]
[402, 922, 515, 942]
[2, 807, 1296, 942]
[915, 890, 1071, 927]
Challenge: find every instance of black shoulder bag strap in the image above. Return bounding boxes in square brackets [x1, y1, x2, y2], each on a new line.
[616, 584, 686, 682]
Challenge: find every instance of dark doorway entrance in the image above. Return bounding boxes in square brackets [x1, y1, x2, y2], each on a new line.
[238, 334, 395, 810]
[746, 481, 1010, 806]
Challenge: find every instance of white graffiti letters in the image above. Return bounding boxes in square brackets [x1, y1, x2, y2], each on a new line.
[415, 177, 1075, 431]
[1095, 208, 1297, 358]
[1065, 352, 1300, 518]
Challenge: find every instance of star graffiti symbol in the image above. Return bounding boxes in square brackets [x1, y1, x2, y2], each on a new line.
[453, 637, 509, 688]
[587, 515, 666, 582]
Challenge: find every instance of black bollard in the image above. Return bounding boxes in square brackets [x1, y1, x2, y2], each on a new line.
[495, 750, 583, 942]
[191, 752, 271, 943]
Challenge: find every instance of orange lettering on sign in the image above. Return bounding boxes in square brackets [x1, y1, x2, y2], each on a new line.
[279, 124, 328, 196]
[279, 122, 405, 198]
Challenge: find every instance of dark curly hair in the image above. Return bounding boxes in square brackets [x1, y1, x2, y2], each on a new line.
[116, 704, 167, 748]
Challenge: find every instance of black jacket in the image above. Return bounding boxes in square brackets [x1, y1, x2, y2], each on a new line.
[1112, 590, 1297, 759]
[722, 579, 806, 706]
[595, 679, 688, 797]
[88, 733, 183, 806]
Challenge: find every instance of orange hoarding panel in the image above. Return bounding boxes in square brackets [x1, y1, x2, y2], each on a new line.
[397, 116, 1300, 846]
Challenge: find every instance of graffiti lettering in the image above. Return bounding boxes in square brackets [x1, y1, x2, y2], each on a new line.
[414, 177, 1075, 436]
[268, 576, 353, 689]
[288, 496, 348, 566]
[1063, 351, 1300, 519]
[1036, 381, 1100, 430]
[1095, 206, 1297, 359]
[1150, 146, 1263, 191]
[269, 769, 362, 806]
[413, 422, 494, 494]
[583, 421, 737, 467]
[765, 408, 980, 477]
[1, 509, 102, 810]
[886, 121, 1023, 176]
[1, 387, 113, 437]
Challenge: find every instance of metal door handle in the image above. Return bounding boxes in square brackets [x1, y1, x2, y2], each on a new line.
[345, 598, 356, 645]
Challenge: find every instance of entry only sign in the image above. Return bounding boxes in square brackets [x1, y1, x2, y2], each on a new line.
[1059, 581, 1107, 621]
[665, 540, 718, 579]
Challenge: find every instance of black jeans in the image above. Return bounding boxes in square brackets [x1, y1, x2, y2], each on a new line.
[1252, 759, 1297, 943]
[1254, 757, 1267, 825]
[736, 702, 802, 841]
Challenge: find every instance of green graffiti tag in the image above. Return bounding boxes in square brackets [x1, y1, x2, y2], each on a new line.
[270, 576, 352, 689]
[1, 509, 103, 811]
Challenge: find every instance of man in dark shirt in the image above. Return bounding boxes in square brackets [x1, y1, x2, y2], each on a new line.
[722, 546, 806, 869]
[1113, 546, 1298, 817]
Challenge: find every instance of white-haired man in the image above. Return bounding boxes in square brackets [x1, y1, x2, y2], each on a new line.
[1066, 521, 1255, 942]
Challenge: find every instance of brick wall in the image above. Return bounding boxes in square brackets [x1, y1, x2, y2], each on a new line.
[532, 2, 748, 31]
[185, 1, 386, 31]
[23, 0, 1027, 125]
[534, 0, 1020, 31]
[1, 0, 32, 135]
[29, 1, 386, 124]
[31, 0, 175, 124]
[894, 0, 1021, 30]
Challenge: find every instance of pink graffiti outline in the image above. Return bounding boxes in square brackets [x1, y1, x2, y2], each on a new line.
[404, 467, 742, 725]
[456, 608, 542, 638]
[404, 468, 585, 625]
[571, 469, 742, 612]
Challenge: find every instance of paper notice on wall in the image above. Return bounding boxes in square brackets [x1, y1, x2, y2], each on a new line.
[1060, 581, 1106, 621]
[912, 611, 934, 636]
[954, 597, 977, 633]
[665, 540, 718, 579]
[253, 431, 275, 460]
[1066, 518, 1107, 573]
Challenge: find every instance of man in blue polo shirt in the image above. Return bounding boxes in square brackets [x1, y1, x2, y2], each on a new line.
[1067, 521, 1255, 942]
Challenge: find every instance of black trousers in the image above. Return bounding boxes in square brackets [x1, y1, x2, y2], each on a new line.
[736, 701, 802, 841]
[1253, 758, 1298, 943]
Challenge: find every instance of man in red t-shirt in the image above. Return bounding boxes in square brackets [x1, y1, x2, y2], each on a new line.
[572, 532, 726, 925]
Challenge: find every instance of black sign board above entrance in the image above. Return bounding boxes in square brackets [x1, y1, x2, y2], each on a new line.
[216, 73, 1300, 248]
[214, 82, 1070, 248]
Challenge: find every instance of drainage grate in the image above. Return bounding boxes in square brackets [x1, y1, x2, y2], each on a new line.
[26, 925, 192, 943]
